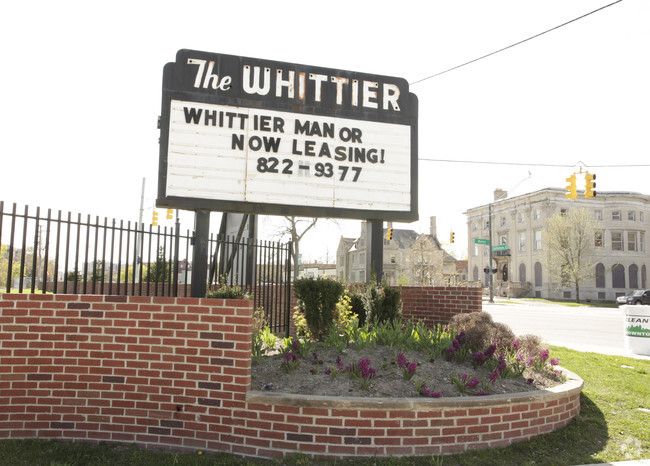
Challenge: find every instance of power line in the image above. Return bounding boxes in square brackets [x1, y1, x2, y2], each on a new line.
[418, 157, 650, 168]
[410, 0, 624, 86]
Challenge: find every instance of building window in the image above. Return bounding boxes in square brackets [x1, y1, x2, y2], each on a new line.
[611, 232, 623, 251]
[560, 209, 567, 216]
[612, 264, 626, 288]
[518, 232, 526, 252]
[519, 263, 526, 282]
[390, 255, 396, 264]
[628, 232, 638, 252]
[640, 212, 645, 222]
[594, 231, 603, 248]
[485, 221, 490, 229]
[534, 262, 542, 287]
[500, 235, 508, 246]
[630, 264, 639, 289]
[643, 265, 647, 288]
[500, 217, 506, 227]
[641, 232, 646, 252]
[534, 230, 542, 250]
[484, 245, 488, 256]
[595, 263, 605, 288]
[594, 210, 602, 221]
[563, 291, 572, 299]
[474, 245, 479, 256]
[612, 211, 621, 221]
[472, 222, 477, 231]
[518, 213, 525, 223]
[534, 209, 541, 220]
[628, 211, 636, 221]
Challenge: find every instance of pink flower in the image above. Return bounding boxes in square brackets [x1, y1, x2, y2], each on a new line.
[550, 358, 560, 366]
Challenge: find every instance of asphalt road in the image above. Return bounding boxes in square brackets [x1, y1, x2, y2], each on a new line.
[483, 299, 650, 360]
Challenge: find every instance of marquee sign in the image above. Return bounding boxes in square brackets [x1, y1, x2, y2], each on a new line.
[157, 49, 418, 221]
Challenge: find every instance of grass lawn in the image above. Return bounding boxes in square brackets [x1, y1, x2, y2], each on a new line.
[1, 346, 648, 466]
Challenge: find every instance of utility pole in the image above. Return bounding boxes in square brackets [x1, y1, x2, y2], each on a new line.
[488, 203, 494, 303]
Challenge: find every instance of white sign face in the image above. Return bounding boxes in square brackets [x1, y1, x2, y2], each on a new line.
[166, 100, 412, 212]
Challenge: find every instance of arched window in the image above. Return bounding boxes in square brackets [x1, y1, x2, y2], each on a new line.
[519, 263, 526, 282]
[502, 264, 508, 282]
[629, 264, 639, 289]
[595, 263, 605, 288]
[534, 262, 542, 287]
[473, 266, 479, 282]
[612, 264, 626, 289]
[642, 265, 647, 288]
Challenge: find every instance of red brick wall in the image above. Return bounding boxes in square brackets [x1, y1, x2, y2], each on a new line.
[400, 286, 482, 328]
[0, 292, 581, 460]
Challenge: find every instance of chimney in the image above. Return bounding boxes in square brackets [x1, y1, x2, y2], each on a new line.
[494, 189, 507, 202]
[430, 216, 437, 237]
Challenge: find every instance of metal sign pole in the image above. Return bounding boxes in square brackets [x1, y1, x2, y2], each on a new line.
[366, 220, 383, 283]
[191, 210, 210, 298]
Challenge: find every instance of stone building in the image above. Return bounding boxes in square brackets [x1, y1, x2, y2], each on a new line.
[464, 188, 650, 300]
[336, 217, 460, 285]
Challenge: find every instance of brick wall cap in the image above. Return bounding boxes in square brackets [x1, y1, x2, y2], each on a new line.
[246, 367, 582, 409]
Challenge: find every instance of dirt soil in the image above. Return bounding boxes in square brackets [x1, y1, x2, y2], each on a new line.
[251, 344, 562, 398]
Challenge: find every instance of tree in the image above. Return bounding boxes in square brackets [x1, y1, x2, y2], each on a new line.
[410, 235, 445, 286]
[275, 216, 319, 279]
[144, 247, 172, 283]
[543, 208, 598, 302]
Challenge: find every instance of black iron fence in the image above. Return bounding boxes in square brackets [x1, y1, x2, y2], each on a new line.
[0, 201, 292, 335]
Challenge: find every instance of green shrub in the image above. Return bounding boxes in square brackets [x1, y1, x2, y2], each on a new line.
[206, 283, 249, 299]
[293, 277, 344, 341]
[349, 292, 366, 326]
[363, 281, 401, 325]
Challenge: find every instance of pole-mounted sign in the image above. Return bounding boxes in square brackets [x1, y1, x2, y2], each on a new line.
[157, 49, 418, 221]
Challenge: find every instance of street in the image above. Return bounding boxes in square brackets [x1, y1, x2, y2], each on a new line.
[483, 299, 650, 360]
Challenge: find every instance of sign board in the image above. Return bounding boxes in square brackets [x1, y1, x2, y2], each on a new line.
[474, 238, 489, 245]
[157, 50, 418, 221]
[492, 244, 508, 251]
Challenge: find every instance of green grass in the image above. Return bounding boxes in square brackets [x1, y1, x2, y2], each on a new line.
[1, 347, 648, 466]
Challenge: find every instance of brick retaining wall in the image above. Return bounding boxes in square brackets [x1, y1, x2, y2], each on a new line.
[0, 293, 581, 459]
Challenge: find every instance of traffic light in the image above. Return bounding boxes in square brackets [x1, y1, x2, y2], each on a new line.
[565, 174, 577, 199]
[166, 208, 174, 220]
[585, 172, 596, 198]
[386, 227, 393, 241]
[450, 231, 455, 243]
[152, 211, 159, 226]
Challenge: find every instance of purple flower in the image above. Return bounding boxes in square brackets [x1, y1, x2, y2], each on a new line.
[292, 339, 300, 352]
[526, 357, 535, 367]
[397, 352, 408, 369]
[452, 339, 461, 350]
[430, 391, 442, 398]
[309, 368, 317, 375]
[483, 344, 497, 359]
[476, 391, 490, 396]
[488, 370, 499, 383]
[550, 358, 560, 366]
[407, 362, 417, 375]
[510, 339, 521, 350]
[324, 368, 332, 375]
[539, 349, 550, 361]
[527, 378, 534, 384]
[472, 351, 485, 365]
[467, 378, 480, 388]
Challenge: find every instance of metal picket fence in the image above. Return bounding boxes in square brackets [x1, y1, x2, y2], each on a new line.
[0, 201, 292, 335]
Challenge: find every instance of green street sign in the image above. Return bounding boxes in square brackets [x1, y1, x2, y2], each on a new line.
[474, 238, 489, 245]
[492, 244, 508, 251]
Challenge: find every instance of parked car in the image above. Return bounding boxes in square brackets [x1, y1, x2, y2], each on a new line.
[617, 292, 632, 305]
[621, 289, 650, 305]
